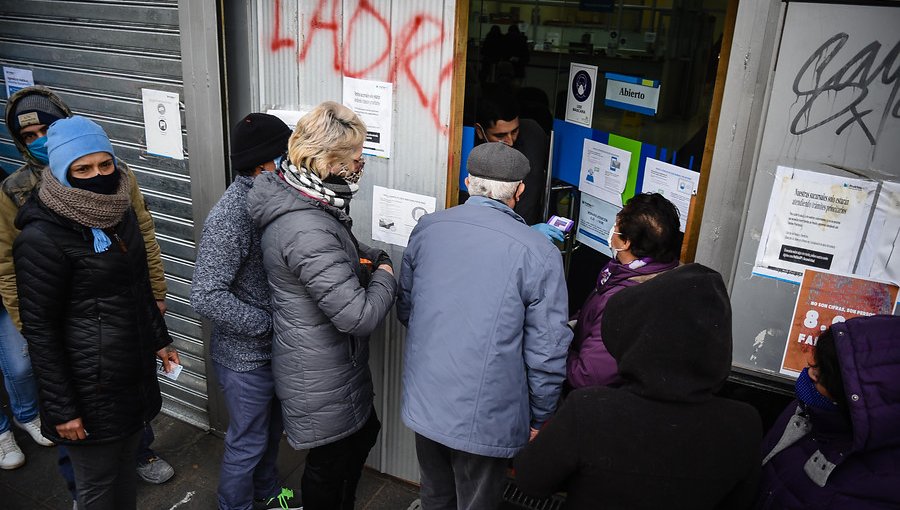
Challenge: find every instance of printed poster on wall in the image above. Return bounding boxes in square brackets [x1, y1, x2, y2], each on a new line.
[4, 67, 34, 98]
[342, 77, 393, 158]
[781, 269, 898, 377]
[141, 89, 183, 160]
[575, 192, 619, 257]
[641, 158, 700, 232]
[579, 138, 631, 206]
[371, 186, 436, 248]
[753, 166, 877, 284]
[856, 181, 900, 296]
[565, 63, 598, 128]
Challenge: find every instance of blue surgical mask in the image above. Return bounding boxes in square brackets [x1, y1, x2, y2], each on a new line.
[274, 155, 285, 170]
[28, 136, 50, 165]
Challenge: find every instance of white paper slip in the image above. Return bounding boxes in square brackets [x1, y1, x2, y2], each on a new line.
[158, 362, 183, 381]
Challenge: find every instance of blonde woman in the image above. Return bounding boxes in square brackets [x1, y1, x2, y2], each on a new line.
[248, 102, 396, 510]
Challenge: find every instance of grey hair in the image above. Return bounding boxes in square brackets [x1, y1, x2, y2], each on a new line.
[467, 175, 521, 201]
[287, 101, 366, 179]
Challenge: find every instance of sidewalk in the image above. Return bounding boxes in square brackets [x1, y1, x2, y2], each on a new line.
[0, 412, 419, 510]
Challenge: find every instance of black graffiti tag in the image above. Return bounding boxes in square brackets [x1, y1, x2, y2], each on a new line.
[791, 33, 900, 145]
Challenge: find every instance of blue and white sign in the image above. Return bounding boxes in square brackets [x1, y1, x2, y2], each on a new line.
[565, 63, 598, 128]
[604, 73, 660, 116]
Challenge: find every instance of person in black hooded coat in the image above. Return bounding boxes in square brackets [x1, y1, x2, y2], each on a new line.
[13, 116, 176, 510]
[513, 263, 762, 510]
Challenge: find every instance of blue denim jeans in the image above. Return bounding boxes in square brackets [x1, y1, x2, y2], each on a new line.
[215, 361, 283, 510]
[0, 307, 39, 433]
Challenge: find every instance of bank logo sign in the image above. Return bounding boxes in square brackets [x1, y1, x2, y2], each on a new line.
[604, 72, 661, 116]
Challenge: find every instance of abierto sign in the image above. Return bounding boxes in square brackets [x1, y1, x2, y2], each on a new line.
[604, 73, 660, 116]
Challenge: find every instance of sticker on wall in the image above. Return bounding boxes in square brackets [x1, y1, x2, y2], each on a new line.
[781, 269, 897, 377]
[578, 138, 631, 206]
[641, 158, 700, 232]
[141, 89, 183, 160]
[753, 166, 877, 284]
[371, 186, 436, 248]
[3, 67, 34, 98]
[343, 77, 393, 159]
[604, 73, 660, 116]
[565, 63, 598, 128]
[575, 192, 619, 257]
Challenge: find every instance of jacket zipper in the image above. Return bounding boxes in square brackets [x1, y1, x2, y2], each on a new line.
[349, 336, 359, 367]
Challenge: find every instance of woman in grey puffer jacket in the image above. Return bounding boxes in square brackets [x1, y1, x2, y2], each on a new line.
[248, 102, 396, 510]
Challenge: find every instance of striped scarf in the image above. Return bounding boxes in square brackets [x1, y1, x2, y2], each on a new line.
[279, 159, 358, 210]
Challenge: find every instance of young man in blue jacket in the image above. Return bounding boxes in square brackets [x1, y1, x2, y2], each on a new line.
[397, 142, 572, 510]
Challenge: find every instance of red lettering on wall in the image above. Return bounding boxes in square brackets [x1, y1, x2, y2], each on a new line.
[270, 0, 295, 52]
[268, 0, 453, 135]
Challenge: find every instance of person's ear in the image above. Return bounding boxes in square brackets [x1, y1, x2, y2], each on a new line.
[515, 182, 525, 201]
[475, 123, 486, 141]
[619, 236, 631, 252]
[464, 176, 471, 188]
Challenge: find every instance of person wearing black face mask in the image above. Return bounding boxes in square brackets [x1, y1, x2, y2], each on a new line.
[13, 116, 178, 510]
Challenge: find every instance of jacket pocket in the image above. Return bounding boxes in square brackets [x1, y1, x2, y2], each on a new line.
[348, 335, 359, 367]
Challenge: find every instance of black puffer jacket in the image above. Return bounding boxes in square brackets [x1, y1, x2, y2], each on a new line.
[13, 196, 171, 445]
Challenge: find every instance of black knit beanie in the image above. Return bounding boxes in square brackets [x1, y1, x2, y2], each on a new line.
[230, 113, 292, 175]
[11, 94, 66, 133]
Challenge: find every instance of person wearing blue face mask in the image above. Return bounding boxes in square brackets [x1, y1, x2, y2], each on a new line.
[1, 86, 175, 504]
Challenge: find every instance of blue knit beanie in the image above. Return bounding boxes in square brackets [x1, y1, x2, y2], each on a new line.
[47, 115, 116, 187]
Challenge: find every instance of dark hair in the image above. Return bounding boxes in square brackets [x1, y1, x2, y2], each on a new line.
[616, 193, 682, 262]
[814, 328, 846, 407]
[475, 94, 519, 129]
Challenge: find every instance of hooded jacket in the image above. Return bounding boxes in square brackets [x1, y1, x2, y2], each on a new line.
[247, 171, 396, 449]
[755, 315, 900, 510]
[397, 196, 572, 458]
[514, 264, 762, 509]
[13, 195, 171, 445]
[0, 86, 166, 329]
[567, 257, 679, 388]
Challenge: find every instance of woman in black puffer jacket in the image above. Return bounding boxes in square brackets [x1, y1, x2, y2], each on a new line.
[13, 116, 176, 510]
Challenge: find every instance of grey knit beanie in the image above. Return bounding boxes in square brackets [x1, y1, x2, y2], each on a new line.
[11, 94, 66, 132]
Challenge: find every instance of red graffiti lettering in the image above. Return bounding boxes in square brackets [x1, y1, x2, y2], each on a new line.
[298, 0, 341, 72]
[343, 0, 392, 78]
[270, 0, 295, 52]
[270, 0, 453, 135]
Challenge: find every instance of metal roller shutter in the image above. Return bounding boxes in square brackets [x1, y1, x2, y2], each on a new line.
[0, 0, 208, 429]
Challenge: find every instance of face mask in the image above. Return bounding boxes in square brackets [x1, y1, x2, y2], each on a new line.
[28, 136, 50, 165]
[69, 170, 121, 195]
[607, 228, 622, 260]
[334, 159, 365, 184]
[274, 155, 284, 170]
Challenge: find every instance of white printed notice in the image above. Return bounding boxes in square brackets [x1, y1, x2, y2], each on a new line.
[856, 181, 900, 292]
[641, 158, 700, 232]
[565, 63, 598, 128]
[266, 108, 311, 130]
[579, 138, 631, 206]
[575, 192, 620, 257]
[141, 89, 183, 160]
[371, 186, 436, 248]
[343, 77, 393, 158]
[4, 67, 34, 98]
[753, 166, 877, 284]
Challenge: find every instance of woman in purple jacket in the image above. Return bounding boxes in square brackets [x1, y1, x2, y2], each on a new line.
[566, 193, 681, 389]
[756, 315, 900, 509]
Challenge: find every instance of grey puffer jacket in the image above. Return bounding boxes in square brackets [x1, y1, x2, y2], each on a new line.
[248, 171, 396, 449]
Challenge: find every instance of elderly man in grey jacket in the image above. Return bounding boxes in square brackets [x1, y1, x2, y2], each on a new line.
[397, 142, 573, 510]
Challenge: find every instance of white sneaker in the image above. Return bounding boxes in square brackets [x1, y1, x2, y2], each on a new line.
[14, 416, 54, 447]
[0, 430, 25, 469]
